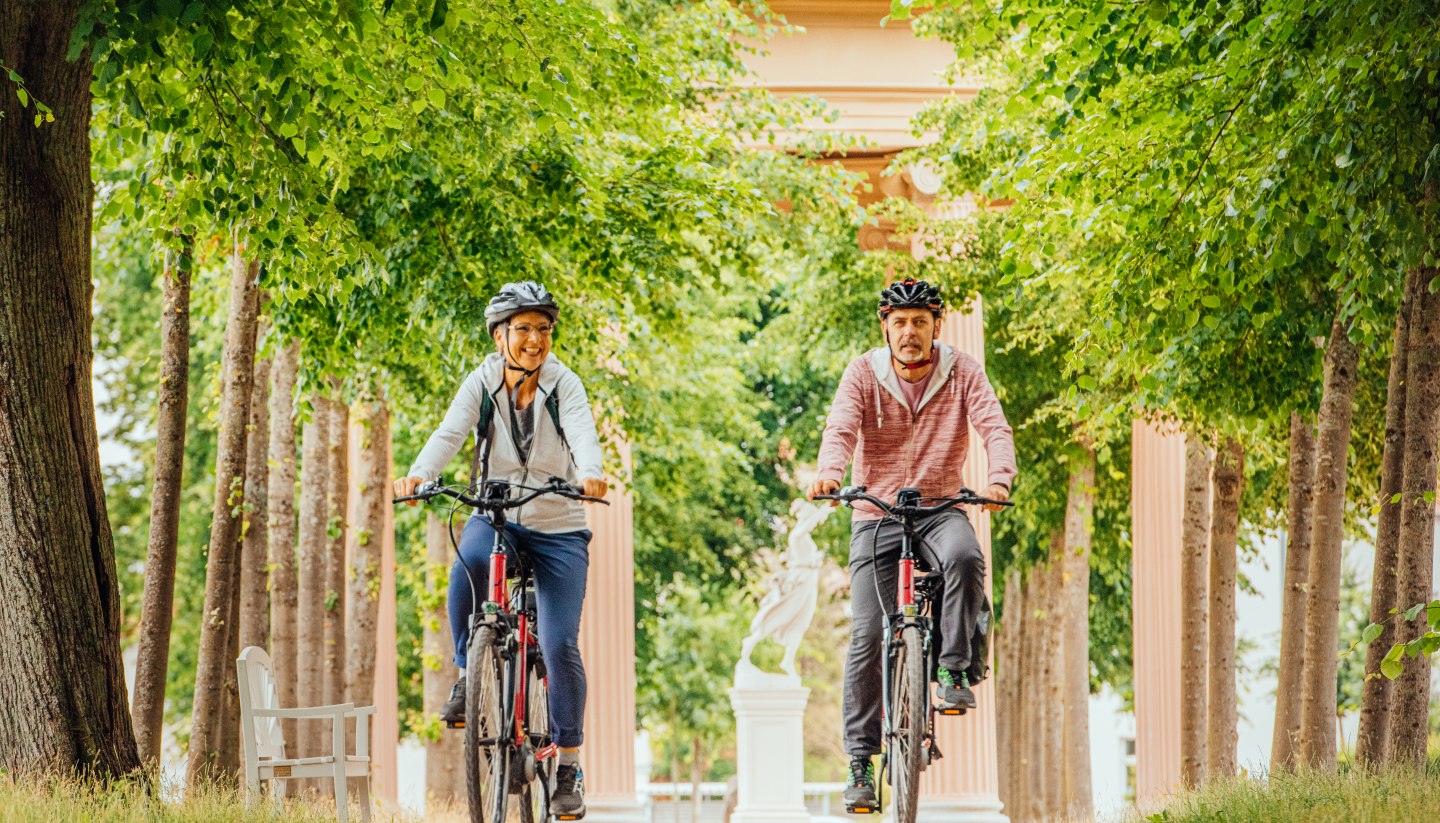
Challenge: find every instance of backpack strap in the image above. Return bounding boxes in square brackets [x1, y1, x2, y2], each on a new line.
[469, 385, 500, 488]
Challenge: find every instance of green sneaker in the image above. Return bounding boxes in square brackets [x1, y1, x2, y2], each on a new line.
[936, 667, 976, 710]
[843, 755, 878, 813]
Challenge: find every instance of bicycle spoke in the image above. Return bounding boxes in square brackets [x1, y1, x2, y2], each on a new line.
[889, 625, 926, 823]
[466, 626, 507, 823]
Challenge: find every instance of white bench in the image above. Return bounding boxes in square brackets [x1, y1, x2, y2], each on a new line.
[237, 646, 374, 822]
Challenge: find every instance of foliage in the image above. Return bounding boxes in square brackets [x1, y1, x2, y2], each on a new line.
[1130, 764, 1440, 823]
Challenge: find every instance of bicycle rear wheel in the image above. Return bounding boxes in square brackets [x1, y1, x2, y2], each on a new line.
[466, 626, 509, 823]
[889, 624, 926, 823]
[518, 652, 552, 823]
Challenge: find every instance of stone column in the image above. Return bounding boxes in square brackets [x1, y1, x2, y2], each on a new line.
[1130, 420, 1184, 804]
[579, 442, 644, 821]
[917, 298, 1007, 823]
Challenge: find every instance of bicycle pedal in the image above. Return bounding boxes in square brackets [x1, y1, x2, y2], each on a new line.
[445, 720, 465, 729]
[555, 815, 584, 821]
[844, 803, 876, 815]
[935, 705, 967, 715]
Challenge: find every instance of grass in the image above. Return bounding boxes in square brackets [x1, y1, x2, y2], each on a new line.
[1130, 764, 1440, 823]
[0, 773, 422, 823]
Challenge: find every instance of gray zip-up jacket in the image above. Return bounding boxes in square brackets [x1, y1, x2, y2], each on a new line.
[407, 352, 604, 533]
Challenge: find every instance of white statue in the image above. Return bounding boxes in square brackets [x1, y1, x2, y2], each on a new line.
[737, 498, 833, 679]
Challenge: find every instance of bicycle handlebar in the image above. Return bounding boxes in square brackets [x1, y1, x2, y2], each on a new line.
[814, 485, 1013, 515]
[393, 476, 610, 509]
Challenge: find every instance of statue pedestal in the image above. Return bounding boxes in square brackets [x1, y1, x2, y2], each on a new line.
[729, 665, 811, 823]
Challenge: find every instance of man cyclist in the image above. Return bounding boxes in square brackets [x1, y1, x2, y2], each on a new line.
[807, 278, 1016, 812]
[393, 281, 607, 818]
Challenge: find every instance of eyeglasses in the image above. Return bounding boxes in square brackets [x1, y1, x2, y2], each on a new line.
[508, 323, 555, 338]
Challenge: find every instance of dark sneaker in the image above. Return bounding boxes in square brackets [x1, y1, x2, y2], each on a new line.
[552, 763, 586, 820]
[843, 755, 877, 814]
[440, 678, 465, 725]
[936, 668, 976, 711]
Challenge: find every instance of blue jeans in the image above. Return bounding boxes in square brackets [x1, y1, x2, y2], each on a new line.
[449, 515, 591, 748]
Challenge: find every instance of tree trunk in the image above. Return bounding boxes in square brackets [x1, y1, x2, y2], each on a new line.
[0, 1, 141, 777]
[1271, 413, 1317, 771]
[424, 514, 464, 805]
[1010, 569, 1033, 822]
[346, 396, 388, 761]
[1206, 436, 1243, 780]
[1061, 446, 1094, 819]
[996, 568, 1021, 816]
[218, 539, 243, 781]
[297, 395, 333, 762]
[1298, 315, 1359, 769]
[1387, 266, 1440, 768]
[1356, 271, 1417, 766]
[240, 323, 272, 653]
[324, 395, 350, 712]
[131, 243, 193, 765]
[691, 736, 703, 820]
[1180, 437, 1211, 787]
[185, 252, 261, 787]
[267, 341, 300, 762]
[1041, 556, 1065, 819]
[1023, 560, 1047, 822]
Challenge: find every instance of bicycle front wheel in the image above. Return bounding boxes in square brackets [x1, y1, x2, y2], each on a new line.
[518, 651, 551, 823]
[889, 624, 926, 823]
[466, 625, 509, 823]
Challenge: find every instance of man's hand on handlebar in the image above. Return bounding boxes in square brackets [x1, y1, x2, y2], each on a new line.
[808, 478, 840, 504]
[982, 483, 1011, 513]
[393, 475, 425, 506]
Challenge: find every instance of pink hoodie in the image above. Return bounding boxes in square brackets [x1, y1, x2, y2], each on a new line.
[816, 342, 1017, 521]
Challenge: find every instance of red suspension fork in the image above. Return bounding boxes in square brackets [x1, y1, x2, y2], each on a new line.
[488, 551, 508, 606]
[898, 557, 916, 609]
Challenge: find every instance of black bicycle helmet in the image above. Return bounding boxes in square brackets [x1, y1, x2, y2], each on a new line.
[485, 280, 560, 334]
[877, 278, 944, 318]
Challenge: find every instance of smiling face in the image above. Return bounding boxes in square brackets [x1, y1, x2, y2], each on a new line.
[883, 307, 939, 365]
[493, 309, 555, 372]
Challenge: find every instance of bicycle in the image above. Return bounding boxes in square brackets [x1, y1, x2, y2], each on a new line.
[394, 476, 607, 823]
[814, 485, 1013, 823]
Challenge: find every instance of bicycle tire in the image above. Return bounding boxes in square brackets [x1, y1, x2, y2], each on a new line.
[466, 625, 509, 823]
[889, 624, 926, 823]
[519, 650, 551, 823]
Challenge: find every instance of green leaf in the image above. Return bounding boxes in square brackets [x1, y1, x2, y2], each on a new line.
[1380, 658, 1403, 680]
[1427, 600, 1440, 628]
[279, 122, 298, 138]
[1334, 152, 1352, 168]
[16, 88, 27, 108]
[1361, 623, 1383, 644]
[1201, 295, 1221, 308]
[1404, 602, 1425, 621]
[1077, 375, 1098, 391]
[428, 0, 448, 30]
[427, 87, 445, 109]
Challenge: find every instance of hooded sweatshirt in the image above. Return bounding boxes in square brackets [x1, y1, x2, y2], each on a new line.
[816, 342, 1017, 521]
[407, 352, 604, 533]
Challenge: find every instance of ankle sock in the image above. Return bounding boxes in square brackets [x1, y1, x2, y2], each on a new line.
[559, 749, 580, 769]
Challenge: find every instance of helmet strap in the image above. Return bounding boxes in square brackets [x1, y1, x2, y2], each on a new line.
[499, 322, 542, 383]
[883, 324, 938, 372]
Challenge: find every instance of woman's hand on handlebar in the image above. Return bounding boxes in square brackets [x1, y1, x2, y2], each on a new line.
[393, 475, 425, 506]
[982, 483, 1011, 513]
[579, 477, 608, 502]
[808, 478, 840, 503]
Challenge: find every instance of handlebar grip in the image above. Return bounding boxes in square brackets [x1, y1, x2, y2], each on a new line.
[392, 494, 425, 504]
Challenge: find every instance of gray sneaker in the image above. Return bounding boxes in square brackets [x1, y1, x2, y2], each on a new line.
[552, 763, 586, 820]
[843, 755, 877, 813]
[936, 668, 976, 711]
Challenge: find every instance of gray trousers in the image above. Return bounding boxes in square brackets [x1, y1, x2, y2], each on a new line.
[843, 509, 985, 756]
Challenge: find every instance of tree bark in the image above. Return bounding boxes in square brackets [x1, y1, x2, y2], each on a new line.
[425, 514, 464, 804]
[1206, 436, 1243, 779]
[346, 396, 388, 758]
[131, 244, 193, 765]
[267, 341, 300, 760]
[1041, 555, 1065, 819]
[996, 567, 1021, 816]
[1180, 437, 1211, 787]
[1356, 270, 1417, 766]
[1270, 413, 1316, 772]
[298, 395, 332, 762]
[1061, 446, 1094, 819]
[240, 322, 272, 653]
[1386, 267, 1440, 768]
[218, 538, 243, 781]
[185, 252, 261, 787]
[324, 395, 350, 711]
[1021, 564, 1045, 822]
[1298, 315, 1359, 769]
[0, 0, 141, 778]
